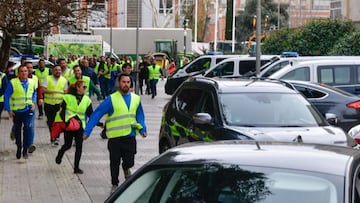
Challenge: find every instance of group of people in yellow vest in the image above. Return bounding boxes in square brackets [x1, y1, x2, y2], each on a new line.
[2, 55, 149, 190]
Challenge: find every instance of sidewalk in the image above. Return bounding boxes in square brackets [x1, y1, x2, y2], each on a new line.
[0, 80, 170, 203]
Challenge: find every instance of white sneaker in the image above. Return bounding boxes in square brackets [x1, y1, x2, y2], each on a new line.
[110, 185, 118, 194]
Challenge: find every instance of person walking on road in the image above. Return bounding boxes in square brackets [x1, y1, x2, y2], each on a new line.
[42, 65, 68, 146]
[83, 73, 147, 192]
[55, 80, 93, 174]
[4, 66, 37, 159]
[148, 57, 163, 99]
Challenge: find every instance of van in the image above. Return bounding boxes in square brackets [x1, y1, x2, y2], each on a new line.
[269, 59, 360, 95]
[259, 56, 360, 78]
[165, 54, 246, 95]
[202, 55, 278, 78]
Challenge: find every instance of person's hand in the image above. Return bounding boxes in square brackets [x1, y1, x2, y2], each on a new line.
[38, 99, 44, 105]
[8, 111, 14, 119]
[31, 103, 36, 111]
[83, 135, 88, 140]
[141, 132, 147, 138]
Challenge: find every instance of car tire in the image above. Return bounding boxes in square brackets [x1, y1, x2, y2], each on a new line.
[159, 140, 171, 154]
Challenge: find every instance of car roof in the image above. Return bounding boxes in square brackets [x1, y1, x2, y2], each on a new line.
[270, 59, 360, 79]
[152, 141, 360, 176]
[186, 77, 296, 94]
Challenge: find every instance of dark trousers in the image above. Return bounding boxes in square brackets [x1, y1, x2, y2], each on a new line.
[44, 103, 60, 133]
[37, 102, 44, 116]
[149, 79, 158, 97]
[13, 110, 34, 152]
[108, 136, 136, 186]
[99, 77, 111, 98]
[0, 102, 3, 122]
[57, 129, 84, 170]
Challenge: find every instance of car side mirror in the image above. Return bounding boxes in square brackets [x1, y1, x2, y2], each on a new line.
[193, 113, 213, 125]
[325, 113, 338, 126]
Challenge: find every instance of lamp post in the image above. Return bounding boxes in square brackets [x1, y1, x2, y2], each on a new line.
[183, 19, 189, 60]
[109, 0, 112, 58]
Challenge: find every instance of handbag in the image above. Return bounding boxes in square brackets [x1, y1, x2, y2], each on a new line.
[65, 117, 81, 131]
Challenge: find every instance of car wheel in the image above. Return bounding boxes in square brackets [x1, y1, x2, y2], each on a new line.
[159, 140, 171, 154]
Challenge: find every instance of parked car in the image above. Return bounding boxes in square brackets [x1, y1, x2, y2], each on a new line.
[258, 56, 360, 78]
[7, 58, 54, 78]
[158, 77, 357, 153]
[269, 59, 360, 95]
[165, 54, 248, 95]
[202, 55, 277, 78]
[106, 140, 360, 203]
[288, 80, 360, 132]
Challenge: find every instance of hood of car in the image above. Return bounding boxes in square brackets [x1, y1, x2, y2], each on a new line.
[231, 126, 349, 146]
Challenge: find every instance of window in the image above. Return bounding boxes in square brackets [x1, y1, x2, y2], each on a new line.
[353, 166, 360, 203]
[186, 58, 211, 73]
[200, 93, 215, 118]
[175, 88, 203, 116]
[319, 65, 351, 85]
[206, 62, 234, 77]
[294, 85, 327, 99]
[159, 0, 173, 14]
[281, 67, 310, 81]
[238, 60, 256, 75]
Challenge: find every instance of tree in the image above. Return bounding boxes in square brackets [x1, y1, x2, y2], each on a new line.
[263, 19, 355, 55]
[235, 0, 288, 44]
[0, 0, 98, 72]
[330, 31, 360, 55]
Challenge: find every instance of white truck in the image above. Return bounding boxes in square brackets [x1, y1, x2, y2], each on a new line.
[45, 34, 103, 58]
[90, 27, 193, 59]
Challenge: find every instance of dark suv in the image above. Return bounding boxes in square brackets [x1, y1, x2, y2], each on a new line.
[158, 77, 357, 153]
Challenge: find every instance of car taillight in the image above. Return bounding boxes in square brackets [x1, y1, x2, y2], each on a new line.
[354, 137, 360, 144]
[346, 101, 360, 109]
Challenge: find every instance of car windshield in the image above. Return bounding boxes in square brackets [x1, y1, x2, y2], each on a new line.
[112, 164, 343, 203]
[220, 92, 326, 127]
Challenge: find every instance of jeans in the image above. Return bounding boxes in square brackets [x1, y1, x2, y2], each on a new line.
[13, 110, 34, 151]
[149, 79, 158, 97]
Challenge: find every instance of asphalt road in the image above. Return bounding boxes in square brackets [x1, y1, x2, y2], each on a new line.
[0, 79, 171, 203]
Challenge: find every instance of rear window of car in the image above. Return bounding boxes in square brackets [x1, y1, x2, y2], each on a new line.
[112, 165, 343, 203]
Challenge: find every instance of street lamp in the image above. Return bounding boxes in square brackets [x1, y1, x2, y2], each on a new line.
[183, 19, 189, 61]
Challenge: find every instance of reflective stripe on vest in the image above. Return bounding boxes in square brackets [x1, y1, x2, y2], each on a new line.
[105, 92, 141, 138]
[44, 76, 67, 105]
[148, 65, 161, 80]
[63, 94, 91, 129]
[10, 78, 35, 111]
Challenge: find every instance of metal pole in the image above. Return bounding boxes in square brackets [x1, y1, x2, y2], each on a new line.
[195, 0, 198, 46]
[255, 0, 261, 77]
[135, 0, 140, 94]
[231, 0, 236, 53]
[183, 19, 187, 59]
[277, 0, 280, 29]
[110, 0, 112, 58]
[214, 0, 218, 52]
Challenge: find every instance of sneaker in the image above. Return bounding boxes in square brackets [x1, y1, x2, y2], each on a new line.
[28, 145, 36, 153]
[51, 141, 57, 147]
[23, 153, 28, 159]
[16, 148, 21, 159]
[74, 168, 84, 174]
[10, 131, 15, 141]
[55, 155, 62, 164]
[38, 114, 43, 120]
[110, 185, 118, 194]
[124, 168, 131, 179]
[100, 130, 107, 139]
[54, 138, 60, 146]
